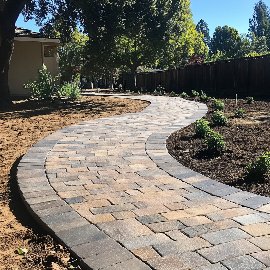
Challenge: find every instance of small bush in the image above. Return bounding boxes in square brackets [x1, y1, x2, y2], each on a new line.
[25, 65, 59, 100]
[180, 92, 189, 98]
[246, 96, 254, 104]
[191, 90, 200, 97]
[59, 75, 81, 100]
[155, 85, 166, 95]
[204, 130, 226, 153]
[194, 119, 211, 138]
[200, 91, 210, 102]
[169, 91, 178, 97]
[234, 108, 245, 118]
[212, 99, 225, 111]
[246, 152, 270, 179]
[211, 111, 228, 126]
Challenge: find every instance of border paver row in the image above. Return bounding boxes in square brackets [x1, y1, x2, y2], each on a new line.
[17, 95, 270, 269]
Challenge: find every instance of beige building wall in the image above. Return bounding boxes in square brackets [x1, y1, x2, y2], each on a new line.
[9, 39, 59, 97]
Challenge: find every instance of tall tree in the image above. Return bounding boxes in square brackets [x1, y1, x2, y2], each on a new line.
[210, 26, 242, 58]
[159, 0, 208, 68]
[0, 0, 28, 106]
[196, 19, 210, 47]
[249, 0, 270, 38]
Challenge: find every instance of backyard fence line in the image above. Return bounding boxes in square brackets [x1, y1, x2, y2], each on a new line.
[123, 55, 270, 98]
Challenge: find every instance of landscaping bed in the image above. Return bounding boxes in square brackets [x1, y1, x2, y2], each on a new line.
[0, 96, 148, 270]
[167, 98, 270, 196]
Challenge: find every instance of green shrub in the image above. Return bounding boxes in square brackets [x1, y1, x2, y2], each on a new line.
[155, 85, 166, 95]
[169, 91, 178, 97]
[212, 111, 228, 126]
[234, 108, 245, 118]
[212, 99, 225, 111]
[191, 90, 200, 97]
[200, 90, 210, 102]
[59, 75, 81, 100]
[25, 65, 59, 100]
[204, 130, 226, 153]
[246, 96, 254, 104]
[180, 92, 189, 98]
[194, 119, 211, 138]
[246, 152, 270, 179]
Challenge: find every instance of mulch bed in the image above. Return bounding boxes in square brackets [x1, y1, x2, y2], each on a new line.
[167, 98, 270, 196]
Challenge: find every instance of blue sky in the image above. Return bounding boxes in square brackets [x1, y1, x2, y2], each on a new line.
[16, 0, 270, 36]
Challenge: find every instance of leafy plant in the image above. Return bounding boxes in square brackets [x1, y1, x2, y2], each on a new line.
[246, 96, 254, 104]
[204, 130, 226, 153]
[246, 152, 270, 180]
[59, 75, 81, 100]
[155, 85, 166, 95]
[212, 111, 228, 126]
[200, 90, 210, 102]
[25, 65, 59, 100]
[234, 108, 245, 118]
[180, 92, 189, 98]
[194, 119, 211, 138]
[17, 247, 28, 256]
[169, 91, 178, 97]
[191, 90, 200, 97]
[212, 99, 225, 111]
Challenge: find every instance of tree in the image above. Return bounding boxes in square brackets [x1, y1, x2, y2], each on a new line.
[0, 0, 78, 106]
[58, 30, 88, 82]
[159, 0, 208, 68]
[0, 0, 29, 106]
[196, 19, 210, 47]
[210, 26, 242, 58]
[249, 0, 270, 38]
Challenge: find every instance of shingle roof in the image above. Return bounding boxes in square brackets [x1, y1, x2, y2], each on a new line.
[15, 27, 43, 38]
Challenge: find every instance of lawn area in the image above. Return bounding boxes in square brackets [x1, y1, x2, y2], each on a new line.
[167, 98, 270, 196]
[0, 96, 148, 270]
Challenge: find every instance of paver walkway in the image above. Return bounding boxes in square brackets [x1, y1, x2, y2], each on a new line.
[17, 95, 270, 270]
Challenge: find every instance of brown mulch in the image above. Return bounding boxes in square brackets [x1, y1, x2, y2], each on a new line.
[0, 96, 148, 270]
[167, 98, 270, 196]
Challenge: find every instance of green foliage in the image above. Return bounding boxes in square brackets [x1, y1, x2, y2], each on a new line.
[24, 65, 59, 100]
[249, 1, 270, 39]
[246, 96, 254, 104]
[191, 90, 200, 97]
[196, 19, 211, 47]
[59, 75, 81, 100]
[210, 25, 242, 58]
[180, 92, 189, 98]
[211, 111, 228, 126]
[234, 108, 245, 118]
[17, 247, 28, 256]
[204, 130, 226, 153]
[169, 91, 178, 97]
[200, 90, 210, 102]
[59, 30, 88, 82]
[194, 119, 211, 138]
[212, 99, 225, 111]
[246, 152, 270, 179]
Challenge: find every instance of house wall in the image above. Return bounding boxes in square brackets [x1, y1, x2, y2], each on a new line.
[9, 40, 59, 97]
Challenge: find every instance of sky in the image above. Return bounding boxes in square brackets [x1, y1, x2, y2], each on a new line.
[16, 0, 270, 36]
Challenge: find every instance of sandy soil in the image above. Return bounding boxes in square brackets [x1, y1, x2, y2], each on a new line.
[0, 96, 148, 270]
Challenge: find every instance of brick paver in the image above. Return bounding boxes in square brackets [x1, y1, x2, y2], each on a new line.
[17, 95, 270, 269]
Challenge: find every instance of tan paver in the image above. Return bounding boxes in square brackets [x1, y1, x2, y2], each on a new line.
[17, 95, 270, 270]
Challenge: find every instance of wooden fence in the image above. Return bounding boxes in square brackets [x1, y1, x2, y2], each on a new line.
[124, 55, 270, 98]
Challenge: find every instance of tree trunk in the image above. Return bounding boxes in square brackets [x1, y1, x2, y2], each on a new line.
[0, 0, 28, 107]
[0, 22, 14, 107]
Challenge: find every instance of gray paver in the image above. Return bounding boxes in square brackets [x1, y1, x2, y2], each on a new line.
[222, 255, 265, 270]
[198, 239, 261, 263]
[201, 228, 251, 245]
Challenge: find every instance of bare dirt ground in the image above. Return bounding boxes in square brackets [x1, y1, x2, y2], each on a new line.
[0, 96, 148, 270]
[167, 99, 270, 196]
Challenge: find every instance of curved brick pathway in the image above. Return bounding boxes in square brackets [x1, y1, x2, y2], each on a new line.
[17, 96, 270, 270]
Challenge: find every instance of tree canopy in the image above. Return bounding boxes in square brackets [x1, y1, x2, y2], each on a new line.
[196, 19, 211, 47]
